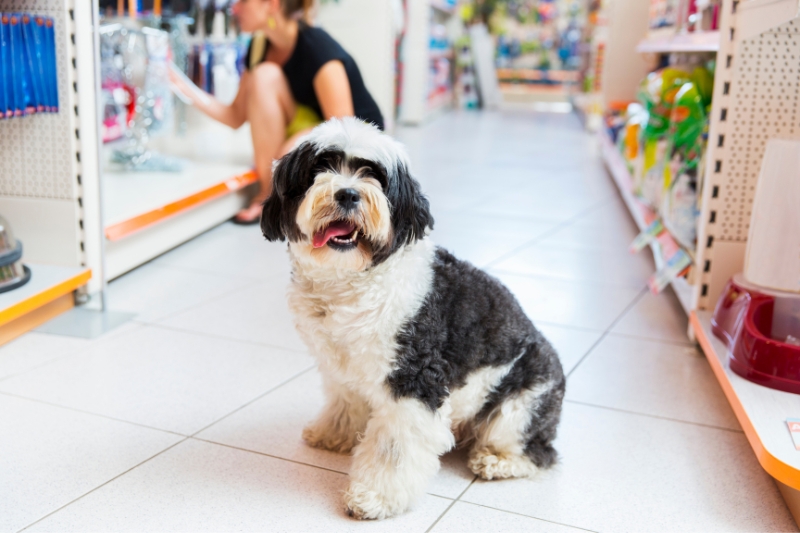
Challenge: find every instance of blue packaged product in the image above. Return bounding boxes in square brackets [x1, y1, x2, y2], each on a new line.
[9, 13, 26, 116]
[0, 14, 10, 118]
[31, 16, 50, 111]
[22, 13, 45, 112]
[15, 14, 36, 114]
[43, 16, 57, 112]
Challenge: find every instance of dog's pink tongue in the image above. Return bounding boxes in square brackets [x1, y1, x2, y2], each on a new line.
[313, 221, 356, 248]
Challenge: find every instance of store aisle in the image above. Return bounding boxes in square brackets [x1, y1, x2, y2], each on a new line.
[1, 111, 795, 532]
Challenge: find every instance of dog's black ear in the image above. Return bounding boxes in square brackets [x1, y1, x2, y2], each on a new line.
[391, 162, 434, 246]
[260, 191, 285, 242]
[261, 141, 319, 242]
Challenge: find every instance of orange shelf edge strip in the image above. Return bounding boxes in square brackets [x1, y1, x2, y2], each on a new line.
[105, 171, 258, 242]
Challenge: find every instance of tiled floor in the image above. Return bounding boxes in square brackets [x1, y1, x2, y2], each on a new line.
[1, 111, 796, 532]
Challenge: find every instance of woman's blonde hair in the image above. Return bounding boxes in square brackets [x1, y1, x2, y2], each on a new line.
[281, 0, 314, 21]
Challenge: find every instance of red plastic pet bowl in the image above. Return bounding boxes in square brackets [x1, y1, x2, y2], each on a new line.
[712, 274, 800, 395]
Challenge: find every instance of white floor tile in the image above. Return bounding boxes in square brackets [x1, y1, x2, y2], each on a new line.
[0, 332, 88, 381]
[566, 335, 740, 430]
[536, 323, 603, 375]
[431, 501, 588, 533]
[197, 369, 476, 499]
[0, 325, 313, 434]
[493, 243, 653, 289]
[537, 218, 638, 252]
[0, 394, 181, 533]
[107, 262, 254, 322]
[611, 289, 691, 344]
[431, 212, 556, 268]
[26, 439, 452, 533]
[152, 222, 292, 281]
[158, 275, 307, 352]
[491, 271, 643, 330]
[461, 402, 795, 532]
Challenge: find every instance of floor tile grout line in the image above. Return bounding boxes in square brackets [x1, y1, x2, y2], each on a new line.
[0, 390, 189, 438]
[424, 476, 478, 533]
[482, 198, 613, 270]
[137, 321, 311, 355]
[487, 267, 651, 291]
[563, 399, 744, 434]
[129, 276, 264, 325]
[187, 365, 316, 438]
[17, 437, 191, 533]
[566, 287, 649, 379]
[188, 438, 350, 476]
[14, 366, 316, 532]
[145, 261, 285, 284]
[605, 330, 696, 348]
[453, 500, 599, 533]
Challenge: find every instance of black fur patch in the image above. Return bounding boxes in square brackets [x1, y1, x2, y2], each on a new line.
[388, 248, 565, 467]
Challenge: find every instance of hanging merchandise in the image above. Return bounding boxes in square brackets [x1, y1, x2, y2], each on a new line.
[0, 12, 58, 119]
[101, 24, 181, 171]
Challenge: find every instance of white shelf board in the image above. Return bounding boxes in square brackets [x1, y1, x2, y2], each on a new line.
[0, 264, 88, 313]
[103, 111, 254, 226]
[598, 128, 694, 315]
[692, 310, 800, 489]
[103, 160, 253, 227]
[637, 31, 721, 53]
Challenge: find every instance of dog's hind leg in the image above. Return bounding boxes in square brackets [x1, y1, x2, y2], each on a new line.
[303, 380, 370, 454]
[345, 397, 455, 520]
[468, 355, 565, 480]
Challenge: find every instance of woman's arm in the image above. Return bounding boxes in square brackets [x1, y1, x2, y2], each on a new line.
[313, 60, 355, 120]
[169, 68, 248, 129]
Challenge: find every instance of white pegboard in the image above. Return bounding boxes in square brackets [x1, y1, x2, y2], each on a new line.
[724, 19, 800, 241]
[694, 0, 800, 310]
[0, 0, 78, 201]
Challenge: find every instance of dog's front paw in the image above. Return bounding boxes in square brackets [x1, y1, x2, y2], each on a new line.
[468, 447, 538, 480]
[344, 482, 397, 520]
[302, 423, 358, 454]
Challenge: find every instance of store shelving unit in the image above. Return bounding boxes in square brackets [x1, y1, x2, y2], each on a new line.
[636, 30, 721, 53]
[100, 111, 257, 279]
[0, 0, 98, 344]
[597, 0, 800, 521]
[598, 129, 693, 314]
[399, 0, 457, 124]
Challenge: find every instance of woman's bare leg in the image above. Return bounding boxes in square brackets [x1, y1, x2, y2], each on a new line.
[235, 62, 296, 223]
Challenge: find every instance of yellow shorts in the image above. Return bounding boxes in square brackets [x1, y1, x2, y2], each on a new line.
[286, 104, 323, 139]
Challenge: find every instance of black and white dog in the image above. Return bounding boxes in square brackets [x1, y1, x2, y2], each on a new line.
[261, 118, 565, 520]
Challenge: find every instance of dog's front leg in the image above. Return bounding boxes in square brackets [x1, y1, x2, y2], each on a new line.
[344, 397, 454, 520]
[303, 381, 370, 454]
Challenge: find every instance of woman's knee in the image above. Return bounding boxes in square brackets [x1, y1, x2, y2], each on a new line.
[250, 62, 287, 88]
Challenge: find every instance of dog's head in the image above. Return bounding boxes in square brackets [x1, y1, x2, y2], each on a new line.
[261, 118, 433, 271]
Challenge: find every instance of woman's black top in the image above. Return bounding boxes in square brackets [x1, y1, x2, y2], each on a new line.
[246, 23, 384, 131]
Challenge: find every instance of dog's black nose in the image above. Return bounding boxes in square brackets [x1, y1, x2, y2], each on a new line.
[335, 188, 361, 210]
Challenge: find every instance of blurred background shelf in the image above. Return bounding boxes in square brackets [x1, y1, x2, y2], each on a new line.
[101, 114, 257, 280]
[636, 31, 721, 53]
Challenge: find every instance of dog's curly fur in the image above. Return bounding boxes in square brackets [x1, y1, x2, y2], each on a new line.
[261, 118, 565, 520]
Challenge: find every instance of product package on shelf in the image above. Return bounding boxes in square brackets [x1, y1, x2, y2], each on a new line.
[634, 67, 693, 208]
[661, 66, 713, 249]
[0, 12, 58, 119]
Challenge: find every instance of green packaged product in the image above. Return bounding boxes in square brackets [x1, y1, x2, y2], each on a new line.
[662, 81, 709, 249]
[634, 67, 691, 208]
